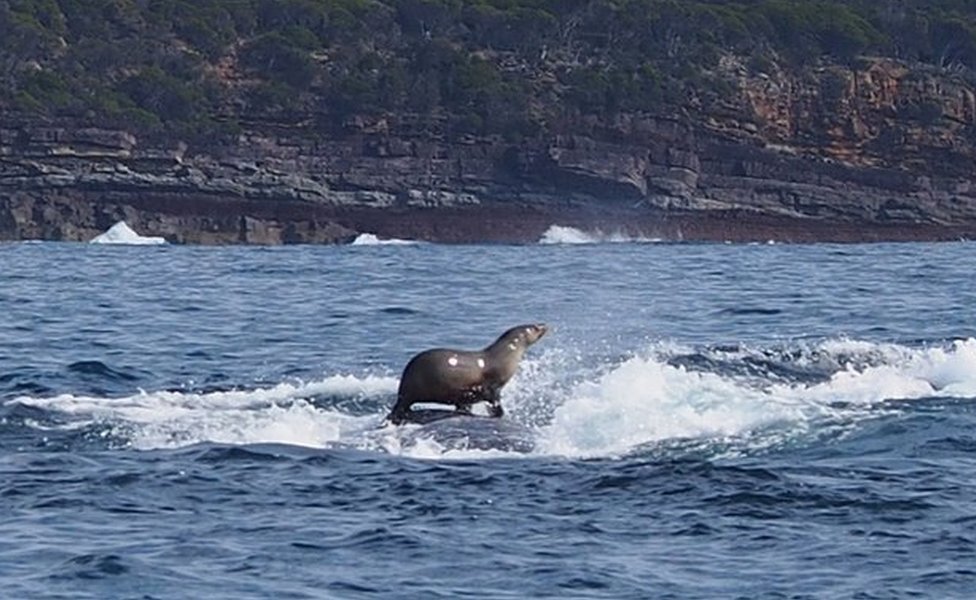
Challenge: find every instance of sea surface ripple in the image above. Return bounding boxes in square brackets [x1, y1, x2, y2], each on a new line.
[1, 240, 975, 598]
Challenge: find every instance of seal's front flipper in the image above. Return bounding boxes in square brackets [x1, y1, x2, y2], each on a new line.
[486, 400, 504, 418]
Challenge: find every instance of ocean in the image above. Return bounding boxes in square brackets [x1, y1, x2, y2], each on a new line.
[2, 233, 975, 599]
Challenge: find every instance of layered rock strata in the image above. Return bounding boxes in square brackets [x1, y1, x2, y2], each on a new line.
[2, 59, 975, 244]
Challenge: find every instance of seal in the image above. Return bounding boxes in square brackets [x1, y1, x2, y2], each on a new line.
[385, 323, 548, 425]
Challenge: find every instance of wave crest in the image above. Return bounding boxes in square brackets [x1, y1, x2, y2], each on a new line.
[350, 233, 419, 246]
[90, 221, 166, 245]
[9, 339, 976, 460]
[539, 225, 661, 245]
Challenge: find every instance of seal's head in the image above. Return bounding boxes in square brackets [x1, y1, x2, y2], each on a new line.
[479, 323, 549, 384]
[490, 323, 548, 353]
[519, 323, 548, 346]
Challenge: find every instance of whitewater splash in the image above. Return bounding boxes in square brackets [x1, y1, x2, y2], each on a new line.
[10, 339, 976, 460]
[350, 233, 419, 246]
[13, 375, 398, 450]
[90, 221, 166, 245]
[539, 225, 662, 245]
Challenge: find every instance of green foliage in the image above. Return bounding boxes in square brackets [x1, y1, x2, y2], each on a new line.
[241, 32, 316, 89]
[8, 0, 67, 35]
[86, 88, 160, 129]
[15, 70, 71, 111]
[56, 0, 144, 41]
[560, 63, 667, 116]
[458, 3, 557, 52]
[753, 0, 884, 62]
[117, 66, 206, 123]
[247, 82, 306, 115]
[144, 1, 243, 58]
[3, 0, 976, 137]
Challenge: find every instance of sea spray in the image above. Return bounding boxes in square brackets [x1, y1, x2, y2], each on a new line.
[90, 221, 166, 245]
[538, 225, 661, 245]
[10, 339, 976, 459]
[350, 233, 420, 246]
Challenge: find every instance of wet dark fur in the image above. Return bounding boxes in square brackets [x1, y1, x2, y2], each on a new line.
[386, 324, 547, 425]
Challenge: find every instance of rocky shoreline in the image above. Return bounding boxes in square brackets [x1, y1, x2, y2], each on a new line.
[5, 167, 975, 246]
[4, 1, 976, 246]
[7, 190, 975, 245]
[4, 57, 976, 246]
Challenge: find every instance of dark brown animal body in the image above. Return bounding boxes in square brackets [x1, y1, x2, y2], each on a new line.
[386, 324, 547, 425]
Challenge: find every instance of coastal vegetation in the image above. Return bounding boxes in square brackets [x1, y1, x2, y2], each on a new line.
[3, 0, 976, 141]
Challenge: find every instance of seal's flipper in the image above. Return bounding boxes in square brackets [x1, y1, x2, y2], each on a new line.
[486, 400, 504, 418]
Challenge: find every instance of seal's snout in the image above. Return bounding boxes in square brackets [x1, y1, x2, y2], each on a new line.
[528, 323, 548, 343]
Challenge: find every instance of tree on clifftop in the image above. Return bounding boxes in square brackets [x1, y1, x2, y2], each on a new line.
[2, 0, 976, 139]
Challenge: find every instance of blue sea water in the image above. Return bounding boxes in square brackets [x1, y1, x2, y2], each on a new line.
[1, 236, 975, 599]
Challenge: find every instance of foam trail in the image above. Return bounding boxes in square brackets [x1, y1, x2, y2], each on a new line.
[10, 340, 976, 460]
[12, 375, 398, 450]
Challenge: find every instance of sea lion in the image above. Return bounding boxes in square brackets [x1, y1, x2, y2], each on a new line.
[385, 323, 548, 425]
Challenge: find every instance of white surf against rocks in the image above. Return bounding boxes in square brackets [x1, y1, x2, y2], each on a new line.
[538, 224, 661, 245]
[350, 233, 419, 246]
[90, 221, 166, 245]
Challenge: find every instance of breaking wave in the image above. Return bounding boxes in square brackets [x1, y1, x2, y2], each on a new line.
[350, 233, 420, 246]
[90, 221, 166, 245]
[8, 338, 976, 460]
[538, 225, 662, 245]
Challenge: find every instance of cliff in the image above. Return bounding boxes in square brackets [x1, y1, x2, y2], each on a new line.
[2, 1, 976, 243]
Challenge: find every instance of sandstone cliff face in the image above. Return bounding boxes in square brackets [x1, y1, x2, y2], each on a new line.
[2, 58, 975, 244]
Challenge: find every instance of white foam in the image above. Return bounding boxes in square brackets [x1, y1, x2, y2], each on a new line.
[350, 233, 418, 246]
[90, 221, 166, 245]
[537, 355, 808, 458]
[538, 225, 661, 245]
[923, 339, 976, 396]
[539, 338, 976, 458]
[538, 225, 599, 245]
[12, 375, 397, 450]
[792, 338, 976, 400]
[370, 428, 516, 461]
[10, 340, 976, 460]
